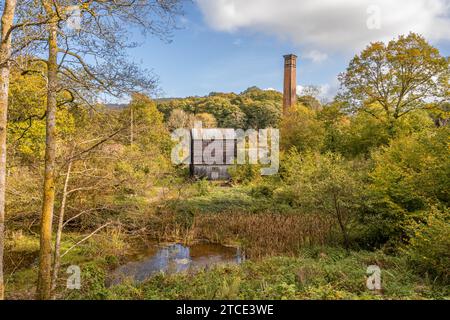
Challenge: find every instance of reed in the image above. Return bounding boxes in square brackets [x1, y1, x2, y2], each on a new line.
[145, 210, 335, 258]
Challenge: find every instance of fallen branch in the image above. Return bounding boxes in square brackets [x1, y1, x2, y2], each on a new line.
[60, 222, 113, 258]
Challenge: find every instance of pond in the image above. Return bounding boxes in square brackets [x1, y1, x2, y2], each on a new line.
[109, 242, 244, 285]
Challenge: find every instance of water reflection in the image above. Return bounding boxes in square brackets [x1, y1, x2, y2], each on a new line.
[110, 243, 242, 285]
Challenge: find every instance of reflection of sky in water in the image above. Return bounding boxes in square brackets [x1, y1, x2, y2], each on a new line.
[148, 244, 191, 278]
[111, 243, 242, 285]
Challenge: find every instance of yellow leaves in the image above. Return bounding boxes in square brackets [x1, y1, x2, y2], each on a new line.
[80, 3, 90, 11]
[341, 33, 449, 123]
[409, 48, 421, 57]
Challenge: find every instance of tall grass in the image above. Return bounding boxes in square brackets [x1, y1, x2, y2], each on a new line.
[195, 212, 334, 257]
[145, 210, 335, 258]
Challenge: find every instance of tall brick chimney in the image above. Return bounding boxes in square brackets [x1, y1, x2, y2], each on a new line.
[283, 54, 297, 113]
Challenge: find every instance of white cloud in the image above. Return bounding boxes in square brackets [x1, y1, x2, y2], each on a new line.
[303, 50, 328, 63]
[195, 0, 450, 52]
[297, 84, 337, 102]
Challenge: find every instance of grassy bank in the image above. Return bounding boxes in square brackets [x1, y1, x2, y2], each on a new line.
[5, 230, 449, 300]
[140, 184, 339, 257]
[68, 247, 449, 300]
[4, 184, 448, 300]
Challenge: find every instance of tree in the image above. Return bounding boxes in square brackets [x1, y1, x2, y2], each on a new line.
[240, 86, 282, 103]
[339, 33, 449, 132]
[403, 208, 450, 283]
[298, 85, 324, 109]
[194, 113, 217, 128]
[196, 96, 246, 128]
[166, 109, 197, 131]
[157, 98, 198, 120]
[34, 0, 182, 299]
[122, 93, 171, 150]
[298, 95, 322, 111]
[363, 127, 450, 244]
[318, 101, 348, 154]
[280, 105, 325, 153]
[240, 100, 281, 129]
[428, 101, 450, 128]
[319, 100, 435, 158]
[283, 151, 363, 249]
[50, 126, 127, 295]
[6, 61, 77, 165]
[37, 1, 59, 299]
[45, 94, 172, 294]
[157, 88, 281, 130]
[0, 0, 17, 301]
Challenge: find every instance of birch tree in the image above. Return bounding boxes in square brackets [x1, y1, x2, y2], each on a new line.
[1, 0, 60, 300]
[35, 0, 182, 299]
[0, 0, 17, 301]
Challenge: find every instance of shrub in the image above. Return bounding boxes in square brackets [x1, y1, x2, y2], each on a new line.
[403, 208, 450, 284]
[362, 127, 450, 246]
[194, 178, 210, 196]
[250, 184, 274, 198]
[282, 150, 364, 249]
[280, 105, 325, 153]
[228, 163, 261, 185]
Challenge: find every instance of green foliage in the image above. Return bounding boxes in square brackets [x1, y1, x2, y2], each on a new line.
[403, 209, 450, 284]
[339, 33, 449, 128]
[240, 100, 281, 129]
[283, 151, 365, 248]
[197, 96, 246, 128]
[334, 109, 391, 157]
[67, 263, 109, 300]
[160, 184, 297, 219]
[157, 87, 283, 130]
[228, 163, 261, 185]
[249, 184, 275, 199]
[359, 127, 450, 246]
[7, 63, 76, 161]
[280, 105, 325, 152]
[124, 93, 172, 152]
[298, 95, 322, 111]
[317, 102, 348, 153]
[5, 34, 449, 301]
[320, 103, 435, 158]
[372, 128, 449, 213]
[240, 86, 282, 102]
[102, 247, 448, 300]
[194, 178, 210, 196]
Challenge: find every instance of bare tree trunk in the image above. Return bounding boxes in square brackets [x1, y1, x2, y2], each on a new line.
[130, 105, 134, 145]
[37, 2, 58, 300]
[336, 213, 350, 251]
[0, 0, 17, 301]
[333, 193, 350, 251]
[51, 149, 74, 296]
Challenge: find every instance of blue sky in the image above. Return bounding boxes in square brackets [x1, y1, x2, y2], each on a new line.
[127, 0, 450, 100]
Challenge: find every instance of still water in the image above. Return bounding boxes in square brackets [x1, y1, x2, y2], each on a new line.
[109, 243, 243, 285]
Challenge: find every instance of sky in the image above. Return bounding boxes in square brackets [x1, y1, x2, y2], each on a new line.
[127, 0, 450, 101]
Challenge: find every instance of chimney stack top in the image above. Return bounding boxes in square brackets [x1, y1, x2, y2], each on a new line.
[283, 54, 298, 112]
